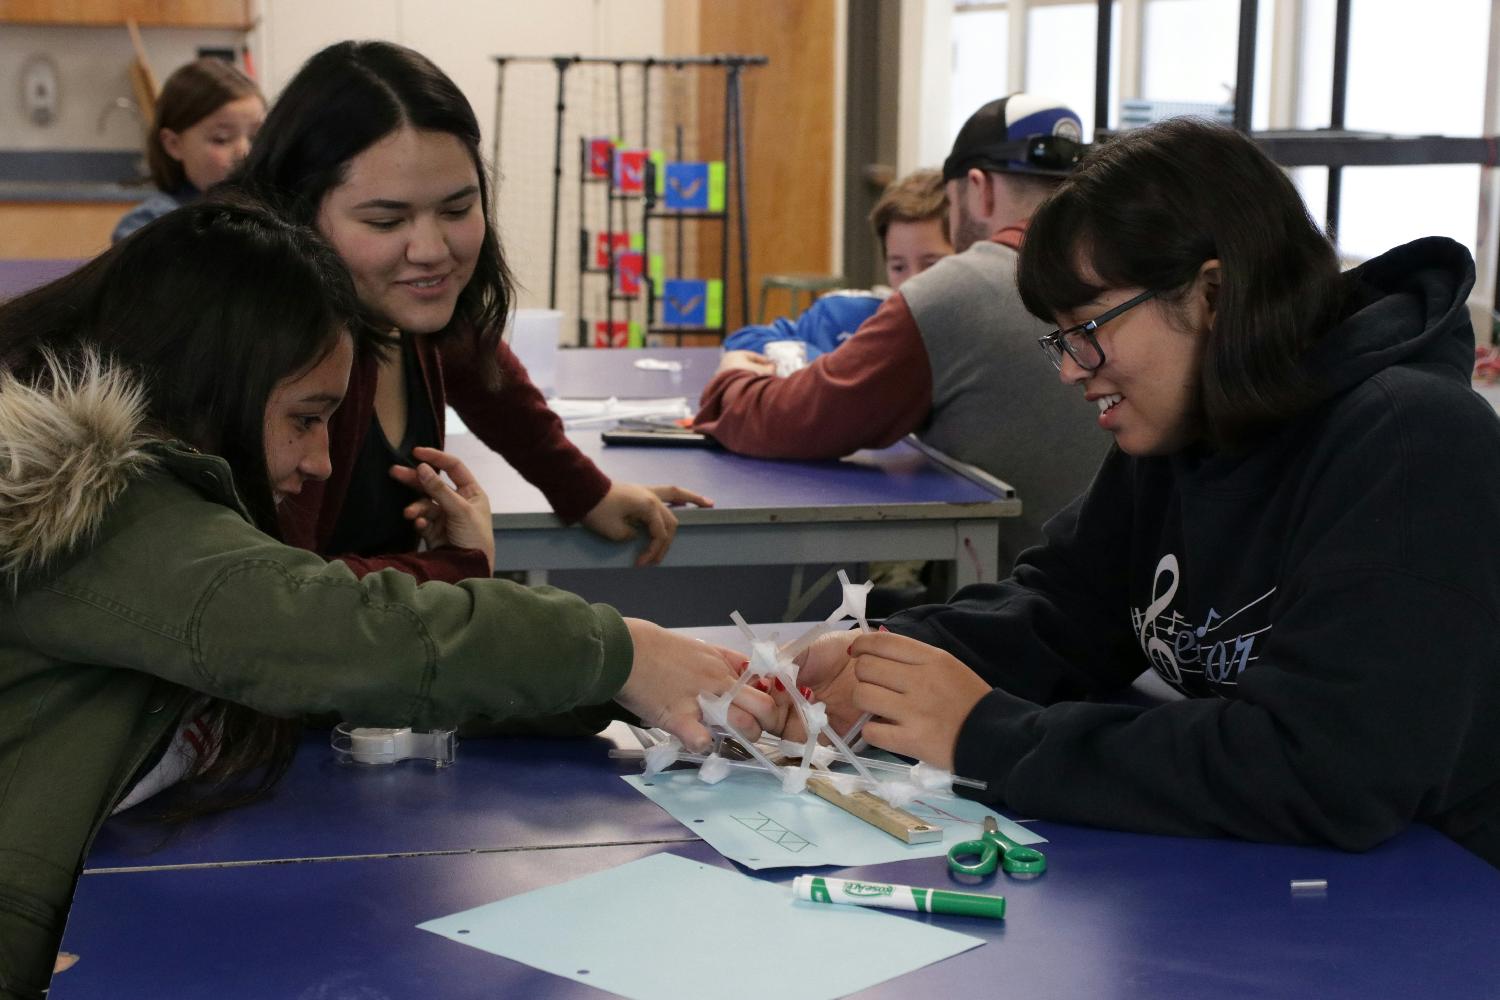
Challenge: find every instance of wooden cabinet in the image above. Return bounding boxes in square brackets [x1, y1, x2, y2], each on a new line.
[670, 0, 838, 333]
[0, 0, 250, 28]
[0, 201, 129, 259]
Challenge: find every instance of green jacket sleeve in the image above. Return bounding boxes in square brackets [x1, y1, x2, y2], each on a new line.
[16, 472, 634, 729]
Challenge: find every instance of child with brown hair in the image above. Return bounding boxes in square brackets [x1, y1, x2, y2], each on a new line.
[112, 57, 264, 242]
[870, 166, 954, 290]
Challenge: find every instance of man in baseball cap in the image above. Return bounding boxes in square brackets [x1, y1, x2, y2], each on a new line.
[941, 93, 1086, 253]
[695, 94, 1109, 584]
[944, 94, 1085, 178]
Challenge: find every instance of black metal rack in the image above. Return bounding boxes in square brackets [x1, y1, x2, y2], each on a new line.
[492, 53, 766, 346]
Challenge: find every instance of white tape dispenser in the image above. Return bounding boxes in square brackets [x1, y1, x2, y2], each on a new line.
[331, 723, 456, 767]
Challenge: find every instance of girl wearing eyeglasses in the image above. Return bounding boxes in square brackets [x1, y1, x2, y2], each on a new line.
[788, 118, 1500, 867]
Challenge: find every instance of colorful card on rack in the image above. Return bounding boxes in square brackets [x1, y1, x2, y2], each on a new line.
[587, 137, 615, 178]
[664, 161, 726, 211]
[614, 149, 649, 193]
[614, 251, 644, 296]
[594, 231, 631, 269]
[662, 278, 722, 327]
[591, 232, 627, 269]
[593, 320, 642, 348]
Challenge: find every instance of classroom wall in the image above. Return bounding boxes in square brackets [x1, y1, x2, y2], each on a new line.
[253, 1, 667, 127]
[0, 24, 243, 154]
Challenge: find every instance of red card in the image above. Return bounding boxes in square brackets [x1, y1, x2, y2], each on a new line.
[614, 149, 648, 193]
[595, 231, 630, 269]
[593, 321, 631, 348]
[614, 251, 643, 296]
[588, 138, 614, 178]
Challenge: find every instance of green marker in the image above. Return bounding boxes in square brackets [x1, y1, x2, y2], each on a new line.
[791, 874, 1005, 920]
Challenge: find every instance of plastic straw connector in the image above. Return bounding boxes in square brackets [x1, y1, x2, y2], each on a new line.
[642, 739, 681, 777]
[697, 692, 732, 729]
[699, 753, 732, 784]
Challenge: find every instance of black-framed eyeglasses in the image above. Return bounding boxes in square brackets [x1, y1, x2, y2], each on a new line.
[1037, 288, 1159, 372]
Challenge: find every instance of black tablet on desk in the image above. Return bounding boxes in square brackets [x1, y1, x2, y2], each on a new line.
[601, 424, 720, 447]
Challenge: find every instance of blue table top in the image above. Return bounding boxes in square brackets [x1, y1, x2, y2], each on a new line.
[84, 626, 755, 870]
[456, 430, 1010, 521]
[466, 346, 1014, 522]
[64, 619, 1500, 997]
[56, 825, 1500, 999]
[85, 728, 692, 871]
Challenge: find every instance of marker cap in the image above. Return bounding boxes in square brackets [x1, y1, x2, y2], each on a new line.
[918, 885, 1007, 920]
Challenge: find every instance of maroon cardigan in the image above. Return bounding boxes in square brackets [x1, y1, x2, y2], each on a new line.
[277, 333, 611, 583]
[693, 225, 1027, 458]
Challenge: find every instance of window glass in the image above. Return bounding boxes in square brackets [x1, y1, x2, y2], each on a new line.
[1295, 0, 1490, 258]
[1026, 2, 1121, 139]
[951, 7, 1010, 142]
[1140, 0, 1275, 130]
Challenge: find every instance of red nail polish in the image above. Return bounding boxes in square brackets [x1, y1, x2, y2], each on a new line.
[878, 625, 890, 632]
[846, 644, 854, 656]
[734, 659, 749, 675]
[773, 677, 785, 691]
[753, 678, 769, 693]
[799, 686, 812, 699]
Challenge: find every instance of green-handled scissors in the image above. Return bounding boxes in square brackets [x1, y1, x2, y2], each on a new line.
[947, 816, 1047, 878]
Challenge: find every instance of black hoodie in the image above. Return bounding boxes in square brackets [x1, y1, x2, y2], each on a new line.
[889, 237, 1500, 866]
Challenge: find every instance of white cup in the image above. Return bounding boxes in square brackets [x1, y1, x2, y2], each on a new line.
[764, 339, 808, 378]
[508, 308, 563, 396]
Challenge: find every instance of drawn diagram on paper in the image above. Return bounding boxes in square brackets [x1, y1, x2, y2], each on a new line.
[730, 812, 814, 853]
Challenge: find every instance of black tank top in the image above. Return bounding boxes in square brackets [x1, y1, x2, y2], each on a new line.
[325, 333, 441, 557]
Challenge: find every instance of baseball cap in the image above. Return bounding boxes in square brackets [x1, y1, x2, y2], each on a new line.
[942, 94, 1086, 181]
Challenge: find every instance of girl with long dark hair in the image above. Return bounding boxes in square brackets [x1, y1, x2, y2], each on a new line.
[230, 40, 705, 580]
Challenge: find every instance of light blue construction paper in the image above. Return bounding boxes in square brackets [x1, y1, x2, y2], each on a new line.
[623, 771, 1044, 870]
[418, 853, 983, 1000]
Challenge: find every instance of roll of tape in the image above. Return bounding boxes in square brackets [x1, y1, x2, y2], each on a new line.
[331, 723, 456, 767]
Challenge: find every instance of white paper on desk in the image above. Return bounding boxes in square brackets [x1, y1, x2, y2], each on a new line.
[417, 853, 983, 1000]
[547, 396, 691, 428]
[623, 771, 1044, 870]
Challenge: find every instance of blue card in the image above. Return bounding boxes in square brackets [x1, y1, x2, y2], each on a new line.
[663, 278, 708, 325]
[664, 162, 709, 210]
[418, 852, 983, 1000]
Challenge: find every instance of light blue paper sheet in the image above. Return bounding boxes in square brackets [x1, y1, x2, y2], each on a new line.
[623, 771, 1044, 870]
[418, 853, 984, 1000]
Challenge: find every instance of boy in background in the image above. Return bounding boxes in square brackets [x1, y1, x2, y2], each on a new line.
[720, 168, 953, 360]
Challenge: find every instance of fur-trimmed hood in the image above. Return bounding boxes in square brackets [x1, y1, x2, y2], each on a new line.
[0, 352, 157, 582]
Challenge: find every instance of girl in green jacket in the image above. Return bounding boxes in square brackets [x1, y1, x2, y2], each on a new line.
[0, 199, 771, 999]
